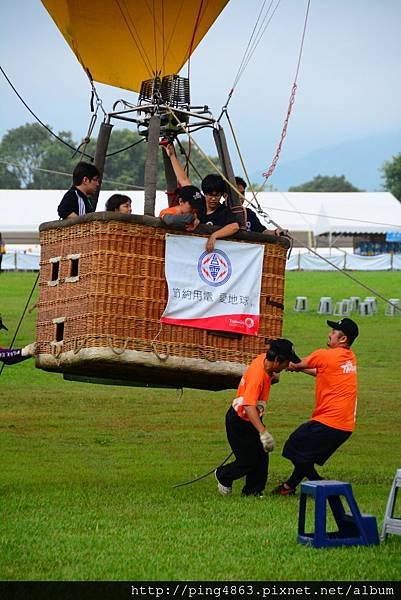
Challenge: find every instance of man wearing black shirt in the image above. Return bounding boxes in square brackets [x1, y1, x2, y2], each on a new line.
[162, 144, 240, 252]
[58, 162, 100, 219]
[235, 176, 288, 237]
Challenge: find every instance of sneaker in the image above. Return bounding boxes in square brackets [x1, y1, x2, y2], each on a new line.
[214, 470, 232, 496]
[271, 483, 296, 496]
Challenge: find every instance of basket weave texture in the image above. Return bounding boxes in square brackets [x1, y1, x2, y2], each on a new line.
[37, 218, 286, 374]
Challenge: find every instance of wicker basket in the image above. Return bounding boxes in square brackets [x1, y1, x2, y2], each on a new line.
[36, 213, 289, 390]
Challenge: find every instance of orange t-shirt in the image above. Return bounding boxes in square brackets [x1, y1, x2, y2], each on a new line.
[305, 347, 358, 432]
[232, 353, 272, 421]
[159, 206, 178, 217]
[159, 206, 197, 231]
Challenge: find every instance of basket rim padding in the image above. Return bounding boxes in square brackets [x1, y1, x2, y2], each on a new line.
[39, 212, 291, 249]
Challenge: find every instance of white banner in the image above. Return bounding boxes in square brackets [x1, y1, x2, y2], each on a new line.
[161, 234, 264, 336]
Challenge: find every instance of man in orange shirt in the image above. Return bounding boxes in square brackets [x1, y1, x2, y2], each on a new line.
[215, 339, 301, 497]
[272, 317, 359, 496]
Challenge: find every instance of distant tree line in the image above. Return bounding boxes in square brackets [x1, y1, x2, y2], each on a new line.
[1, 123, 401, 201]
[0, 123, 218, 191]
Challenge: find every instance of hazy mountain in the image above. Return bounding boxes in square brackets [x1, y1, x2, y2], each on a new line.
[254, 131, 401, 191]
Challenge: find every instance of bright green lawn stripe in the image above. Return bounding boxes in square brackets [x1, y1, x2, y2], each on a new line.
[0, 271, 400, 580]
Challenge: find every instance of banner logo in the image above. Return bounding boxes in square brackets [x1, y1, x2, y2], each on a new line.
[197, 250, 232, 287]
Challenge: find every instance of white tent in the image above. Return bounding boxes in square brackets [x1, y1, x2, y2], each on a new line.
[250, 191, 401, 235]
[1, 189, 401, 243]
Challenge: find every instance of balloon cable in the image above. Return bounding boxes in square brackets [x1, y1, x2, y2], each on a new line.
[0, 272, 39, 378]
[173, 451, 233, 489]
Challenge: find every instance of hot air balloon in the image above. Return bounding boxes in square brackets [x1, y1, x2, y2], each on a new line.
[35, 0, 290, 390]
[41, 0, 230, 93]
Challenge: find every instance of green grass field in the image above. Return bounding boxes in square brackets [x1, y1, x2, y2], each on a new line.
[0, 271, 400, 580]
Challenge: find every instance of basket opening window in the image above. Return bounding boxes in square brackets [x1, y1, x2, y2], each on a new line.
[70, 258, 79, 278]
[51, 261, 59, 282]
[55, 321, 64, 343]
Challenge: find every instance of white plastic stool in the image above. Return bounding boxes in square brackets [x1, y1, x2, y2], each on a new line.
[364, 297, 378, 313]
[385, 298, 401, 317]
[333, 299, 351, 317]
[349, 296, 360, 313]
[294, 296, 308, 312]
[381, 469, 401, 541]
[317, 297, 332, 314]
[359, 301, 373, 317]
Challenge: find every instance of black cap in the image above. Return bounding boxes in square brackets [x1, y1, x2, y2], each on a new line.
[268, 338, 301, 363]
[176, 185, 203, 208]
[0, 316, 8, 331]
[327, 318, 359, 343]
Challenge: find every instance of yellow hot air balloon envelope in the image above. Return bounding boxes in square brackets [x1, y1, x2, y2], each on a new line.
[41, 0, 230, 92]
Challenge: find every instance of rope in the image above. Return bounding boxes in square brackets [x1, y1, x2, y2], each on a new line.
[114, 0, 154, 76]
[150, 323, 170, 361]
[165, 114, 400, 312]
[152, 0, 158, 75]
[220, 0, 282, 115]
[105, 137, 145, 158]
[173, 451, 234, 489]
[247, 201, 401, 312]
[166, 108, 247, 203]
[51, 343, 63, 359]
[0, 159, 146, 190]
[107, 337, 129, 355]
[261, 0, 311, 183]
[162, 0, 185, 70]
[0, 65, 94, 161]
[0, 272, 39, 377]
[73, 337, 87, 355]
[175, 138, 204, 182]
[186, 0, 206, 82]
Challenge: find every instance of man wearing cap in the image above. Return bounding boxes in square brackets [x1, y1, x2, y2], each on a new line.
[272, 318, 359, 496]
[162, 143, 240, 251]
[0, 316, 36, 365]
[215, 339, 301, 497]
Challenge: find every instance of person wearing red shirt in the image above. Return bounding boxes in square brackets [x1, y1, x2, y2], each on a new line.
[272, 317, 359, 496]
[215, 339, 301, 497]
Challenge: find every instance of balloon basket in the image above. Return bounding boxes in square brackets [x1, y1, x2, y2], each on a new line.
[35, 213, 288, 390]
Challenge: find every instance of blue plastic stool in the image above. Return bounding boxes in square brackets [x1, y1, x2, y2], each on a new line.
[298, 480, 380, 548]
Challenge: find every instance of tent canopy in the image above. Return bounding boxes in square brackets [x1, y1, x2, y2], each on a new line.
[1, 190, 401, 243]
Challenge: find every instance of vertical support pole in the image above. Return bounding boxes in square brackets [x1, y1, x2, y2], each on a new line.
[144, 115, 161, 216]
[162, 150, 177, 207]
[93, 120, 113, 210]
[213, 125, 245, 229]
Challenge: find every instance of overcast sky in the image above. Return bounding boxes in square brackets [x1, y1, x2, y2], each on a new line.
[1, 0, 400, 184]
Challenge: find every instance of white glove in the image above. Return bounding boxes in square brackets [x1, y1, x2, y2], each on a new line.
[21, 342, 36, 357]
[260, 429, 275, 453]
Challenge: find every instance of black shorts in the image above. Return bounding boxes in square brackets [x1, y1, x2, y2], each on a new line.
[282, 420, 351, 466]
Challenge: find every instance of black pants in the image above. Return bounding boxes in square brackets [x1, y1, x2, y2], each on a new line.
[217, 407, 268, 495]
[283, 420, 351, 490]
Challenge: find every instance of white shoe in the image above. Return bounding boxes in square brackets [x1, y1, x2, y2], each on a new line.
[215, 470, 232, 496]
